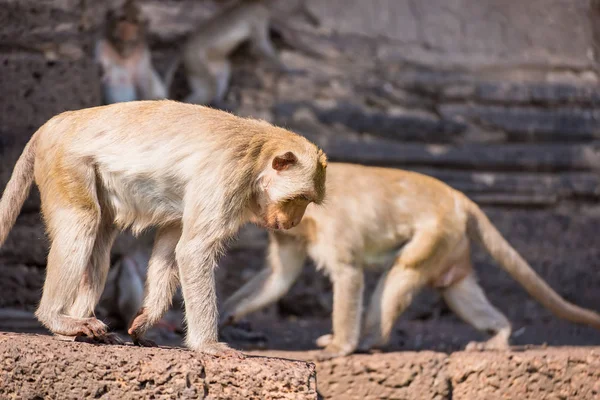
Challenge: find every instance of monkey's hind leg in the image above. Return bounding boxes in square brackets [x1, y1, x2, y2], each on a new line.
[128, 224, 181, 347]
[442, 272, 512, 351]
[68, 211, 121, 344]
[35, 170, 112, 342]
[359, 230, 444, 352]
[183, 61, 218, 106]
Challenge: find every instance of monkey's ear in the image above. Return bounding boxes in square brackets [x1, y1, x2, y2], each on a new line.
[272, 152, 297, 171]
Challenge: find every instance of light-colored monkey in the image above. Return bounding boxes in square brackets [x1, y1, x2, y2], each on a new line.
[179, 0, 313, 106]
[221, 162, 600, 359]
[95, 0, 173, 104]
[0, 99, 327, 357]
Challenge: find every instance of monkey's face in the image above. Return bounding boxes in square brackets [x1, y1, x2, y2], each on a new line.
[112, 19, 143, 56]
[262, 196, 311, 230]
[106, 1, 144, 57]
[252, 149, 327, 230]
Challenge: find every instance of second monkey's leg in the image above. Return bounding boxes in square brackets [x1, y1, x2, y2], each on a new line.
[220, 232, 306, 326]
[128, 224, 182, 347]
[212, 61, 232, 107]
[183, 59, 218, 105]
[315, 261, 364, 360]
[251, 19, 288, 72]
[359, 230, 446, 351]
[442, 272, 512, 351]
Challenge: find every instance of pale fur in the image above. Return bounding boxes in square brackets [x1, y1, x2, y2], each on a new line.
[0, 99, 326, 356]
[180, 0, 288, 106]
[95, 1, 171, 104]
[221, 162, 600, 359]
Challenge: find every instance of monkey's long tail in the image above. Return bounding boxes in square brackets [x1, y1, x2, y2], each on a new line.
[465, 196, 600, 330]
[0, 132, 39, 247]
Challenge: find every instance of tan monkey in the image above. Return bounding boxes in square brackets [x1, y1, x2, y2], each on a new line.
[179, 0, 312, 106]
[0, 99, 327, 357]
[95, 0, 173, 104]
[221, 162, 600, 359]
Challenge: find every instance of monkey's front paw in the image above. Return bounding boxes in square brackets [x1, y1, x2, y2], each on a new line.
[315, 334, 333, 348]
[314, 344, 354, 361]
[197, 342, 245, 359]
[465, 339, 509, 352]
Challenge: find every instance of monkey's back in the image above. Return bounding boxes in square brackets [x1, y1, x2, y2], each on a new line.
[296, 163, 470, 267]
[32, 100, 318, 234]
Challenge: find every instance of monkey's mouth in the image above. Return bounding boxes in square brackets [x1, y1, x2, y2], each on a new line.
[267, 217, 282, 230]
[249, 215, 279, 230]
[262, 216, 286, 230]
[269, 217, 298, 230]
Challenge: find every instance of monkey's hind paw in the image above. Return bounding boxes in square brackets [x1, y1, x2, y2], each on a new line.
[314, 344, 354, 361]
[197, 342, 245, 359]
[465, 339, 510, 352]
[315, 333, 333, 348]
[133, 337, 158, 348]
[53, 317, 110, 341]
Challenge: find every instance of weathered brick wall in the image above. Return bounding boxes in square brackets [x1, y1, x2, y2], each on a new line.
[1, 0, 599, 325]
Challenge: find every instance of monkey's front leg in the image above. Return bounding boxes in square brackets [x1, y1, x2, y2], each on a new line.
[220, 232, 307, 327]
[177, 237, 244, 358]
[315, 264, 364, 360]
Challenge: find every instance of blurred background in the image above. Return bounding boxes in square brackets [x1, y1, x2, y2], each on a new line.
[0, 0, 599, 354]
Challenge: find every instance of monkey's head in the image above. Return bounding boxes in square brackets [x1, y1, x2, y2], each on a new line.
[105, 0, 146, 57]
[252, 145, 327, 231]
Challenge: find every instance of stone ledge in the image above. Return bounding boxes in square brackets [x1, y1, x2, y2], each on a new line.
[252, 347, 600, 400]
[0, 332, 318, 400]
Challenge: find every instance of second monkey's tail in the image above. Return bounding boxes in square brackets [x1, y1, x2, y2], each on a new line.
[0, 132, 39, 247]
[464, 195, 600, 330]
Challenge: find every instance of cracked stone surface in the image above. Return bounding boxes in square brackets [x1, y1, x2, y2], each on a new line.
[0, 332, 318, 400]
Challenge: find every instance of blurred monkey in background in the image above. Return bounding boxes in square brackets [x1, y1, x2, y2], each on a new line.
[179, 0, 319, 106]
[95, 0, 174, 104]
[221, 163, 600, 359]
